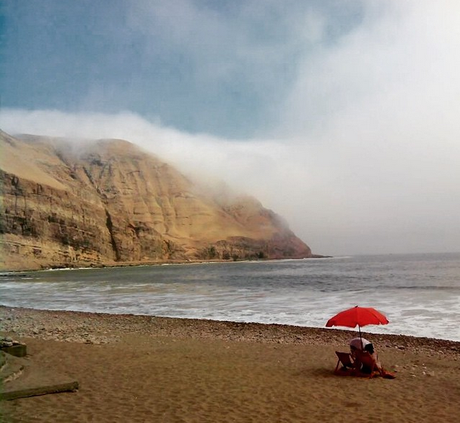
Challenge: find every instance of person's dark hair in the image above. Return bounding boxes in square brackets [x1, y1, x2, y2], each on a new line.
[364, 343, 374, 354]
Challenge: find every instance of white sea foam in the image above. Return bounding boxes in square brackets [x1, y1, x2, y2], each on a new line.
[1, 254, 459, 341]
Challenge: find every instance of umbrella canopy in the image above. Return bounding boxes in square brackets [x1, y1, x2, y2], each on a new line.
[326, 306, 389, 338]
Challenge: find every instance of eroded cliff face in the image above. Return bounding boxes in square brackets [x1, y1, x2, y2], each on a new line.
[0, 130, 312, 270]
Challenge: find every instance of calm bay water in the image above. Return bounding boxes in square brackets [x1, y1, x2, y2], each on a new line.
[1, 253, 459, 341]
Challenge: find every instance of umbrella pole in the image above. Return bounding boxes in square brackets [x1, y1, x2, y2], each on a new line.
[359, 325, 362, 344]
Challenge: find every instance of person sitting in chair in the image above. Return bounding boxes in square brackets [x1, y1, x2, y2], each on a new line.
[349, 337, 394, 377]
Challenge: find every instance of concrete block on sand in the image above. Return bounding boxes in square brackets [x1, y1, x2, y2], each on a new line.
[0, 343, 27, 357]
[0, 352, 79, 401]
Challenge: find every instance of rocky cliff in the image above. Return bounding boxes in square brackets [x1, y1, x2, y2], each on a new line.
[0, 130, 312, 270]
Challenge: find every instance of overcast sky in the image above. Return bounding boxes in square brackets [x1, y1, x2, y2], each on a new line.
[1, 0, 460, 255]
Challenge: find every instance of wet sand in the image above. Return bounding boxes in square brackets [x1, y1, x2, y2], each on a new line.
[1, 306, 459, 423]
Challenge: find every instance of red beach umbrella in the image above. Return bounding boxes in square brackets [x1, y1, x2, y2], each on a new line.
[325, 306, 389, 338]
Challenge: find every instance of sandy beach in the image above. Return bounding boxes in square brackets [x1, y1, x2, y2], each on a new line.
[0, 306, 459, 423]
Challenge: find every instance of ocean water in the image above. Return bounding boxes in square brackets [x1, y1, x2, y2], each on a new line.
[1, 253, 459, 341]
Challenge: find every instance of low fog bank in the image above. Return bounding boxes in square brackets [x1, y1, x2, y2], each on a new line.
[1, 108, 459, 256]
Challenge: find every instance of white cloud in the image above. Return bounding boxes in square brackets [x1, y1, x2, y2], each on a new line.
[272, 0, 460, 254]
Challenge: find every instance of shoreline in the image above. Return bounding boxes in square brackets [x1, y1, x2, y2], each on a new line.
[1, 305, 459, 355]
[3, 251, 457, 273]
[1, 303, 459, 346]
[1, 306, 459, 422]
[0, 254, 332, 273]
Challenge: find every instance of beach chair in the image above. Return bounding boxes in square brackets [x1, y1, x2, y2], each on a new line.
[334, 351, 356, 375]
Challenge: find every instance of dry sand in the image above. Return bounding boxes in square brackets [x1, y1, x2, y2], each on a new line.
[0, 306, 459, 423]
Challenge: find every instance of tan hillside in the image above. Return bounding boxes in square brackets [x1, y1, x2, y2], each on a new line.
[0, 130, 312, 270]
